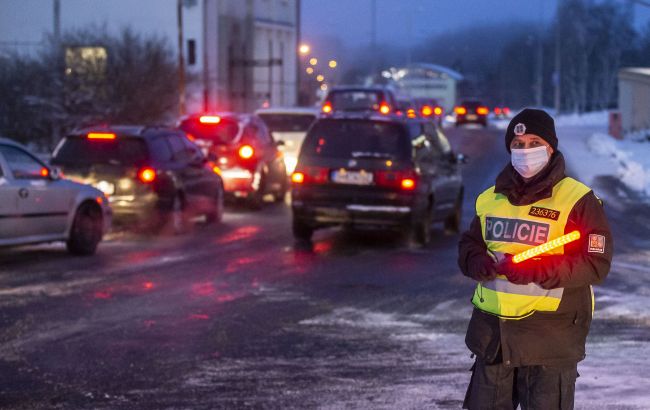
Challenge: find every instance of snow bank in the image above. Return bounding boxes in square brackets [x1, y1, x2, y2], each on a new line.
[555, 111, 609, 127]
[586, 133, 650, 195]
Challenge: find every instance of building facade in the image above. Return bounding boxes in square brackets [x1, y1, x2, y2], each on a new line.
[0, 0, 298, 114]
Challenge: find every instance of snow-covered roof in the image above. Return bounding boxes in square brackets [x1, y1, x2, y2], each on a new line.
[620, 67, 650, 77]
[254, 107, 319, 115]
[403, 63, 464, 81]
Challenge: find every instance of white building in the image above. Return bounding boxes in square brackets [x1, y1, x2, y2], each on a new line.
[618, 67, 650, 134]
[0, 0, 298, 114]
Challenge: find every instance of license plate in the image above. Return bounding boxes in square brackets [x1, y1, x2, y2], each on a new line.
[331, 169, 373, 185]
[466, 114, 477, 120]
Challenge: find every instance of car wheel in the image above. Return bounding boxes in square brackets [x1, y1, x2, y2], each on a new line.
[444, 190, 464, 234]
[412, 205, 432, 246]
[66, 202, 103, 255]
[292, 218, 313, 242]
[206, 184, 224, 224]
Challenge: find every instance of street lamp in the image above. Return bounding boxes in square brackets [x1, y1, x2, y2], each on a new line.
[299, 44, 310, 55]
[316, 74, 324, 82]
[306, 67, 314, 75]
[328, 60, 337, 69]
[309, 58, 318, 66]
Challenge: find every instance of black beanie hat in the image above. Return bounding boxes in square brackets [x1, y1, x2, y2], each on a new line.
[505, 108, 558, 153]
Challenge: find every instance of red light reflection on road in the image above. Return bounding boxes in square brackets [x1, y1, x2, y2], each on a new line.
[188, 313, 210, 320]
[191, 282, 216, 297]
[313, 241, 332, 254]
[225, 256, 259, 274]
[143, 282, 154, 290]
[215, 226, 260, 244]
[125, 250, 162, 265]
[93, 291, 112, 299]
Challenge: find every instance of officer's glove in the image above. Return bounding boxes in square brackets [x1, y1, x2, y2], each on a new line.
[496, 254, 532, 285]
[469, 254, 497, 282]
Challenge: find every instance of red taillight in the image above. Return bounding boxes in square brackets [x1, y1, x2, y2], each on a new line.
[379, 103, 391, 115]
[494, 107, 502, 115]
[186, 133, 196, 141]
[291, 172, 305, 184]
[199, 115, 221, 124]
[138, 167, 156, 183]
[87, 132, 116, 140]
[477, 106, 489, 115]
[455, 106, 467, 115]
[406, 108, 417, 118]
[434, 106, 443, 116]
[322, 102, 333, 113]
[40, 167, 49, 177]
[292, 166, 329, 185]
[503, 107, 511, 115]
[421, 105, 433, 117]
[375, 169, 417, 190]
[238, 145, 254, 159]
[212, 165, 222, 175]
[401, 178, 416, 190]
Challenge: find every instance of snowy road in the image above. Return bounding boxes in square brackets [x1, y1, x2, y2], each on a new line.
[0, 125, 649, 409]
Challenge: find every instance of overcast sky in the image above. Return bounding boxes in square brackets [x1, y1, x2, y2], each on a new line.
[301, 0, 650, 48]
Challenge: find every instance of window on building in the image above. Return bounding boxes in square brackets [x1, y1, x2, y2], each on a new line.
[187, 39, 196, 66]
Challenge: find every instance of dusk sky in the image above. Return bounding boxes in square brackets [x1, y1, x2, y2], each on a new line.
[301, 0, 650, 48]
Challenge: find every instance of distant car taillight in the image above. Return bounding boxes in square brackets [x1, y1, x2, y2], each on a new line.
[503, 107, 511, 115]
[292, 166, 329, 185]
[455, 106, 467, 115]
[434, 106, 443, 116]
[379, 103, 391, 115]
[138, 167, 157, 183]
[199, 115, 221, 124]
[406, 108, 417, 118]
[421, 105, 433, 117]
[238, 145, 255, 159]
[87, 132, 116, 140]
[494, 107, 502, 115]
[322, 102, 333, 113]
[477, 106, 489, 115]
[375, 169, 417, 190]
[40, 167, 49, 177]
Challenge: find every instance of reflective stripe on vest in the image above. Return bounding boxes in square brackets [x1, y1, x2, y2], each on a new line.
[472, 177, 591, 319]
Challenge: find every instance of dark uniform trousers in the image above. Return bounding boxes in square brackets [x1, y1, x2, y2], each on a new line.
[463, 359, 578, 410]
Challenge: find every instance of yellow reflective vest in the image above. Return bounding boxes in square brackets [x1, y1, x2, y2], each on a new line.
[472, 177, 592, 319]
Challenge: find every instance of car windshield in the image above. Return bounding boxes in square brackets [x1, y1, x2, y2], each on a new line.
[328, 91, 382, 111]
[301, 119, 409, 159]
[257, 113, 316, 133]
[52, 136, 149, 166]
[178, 117, 241, 144]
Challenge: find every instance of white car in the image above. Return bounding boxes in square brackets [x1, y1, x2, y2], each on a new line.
[255, 107, 318, 175]
[0, 138, 111, 255]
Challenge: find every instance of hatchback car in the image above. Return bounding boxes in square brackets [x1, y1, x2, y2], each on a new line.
[51, 126, 224, 233]
[255, 107, 318, 175]
[178, 113, 287, 207]
[321, 86, 398, 115]
[455, 100, 489, 127]
[291, 113, 465, 244]
[0, 138, 111, 254]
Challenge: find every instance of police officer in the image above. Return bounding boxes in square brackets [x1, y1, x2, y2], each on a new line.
[458, 108, 613, 409]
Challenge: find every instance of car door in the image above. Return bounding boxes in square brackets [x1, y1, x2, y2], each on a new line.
[0, 149, 21, 241]
[426, 123, 460, 209]
[166, 134, 205, 211]
[0, 144, 70, 239]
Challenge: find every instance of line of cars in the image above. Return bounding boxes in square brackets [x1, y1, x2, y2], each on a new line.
[0, 108, 319, 255]
[1, 85, 468, 254]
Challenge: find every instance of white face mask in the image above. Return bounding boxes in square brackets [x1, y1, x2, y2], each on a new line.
[511, 146, 550, 178]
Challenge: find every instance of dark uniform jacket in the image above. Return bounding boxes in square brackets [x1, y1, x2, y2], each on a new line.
[458, 152, 613, 367]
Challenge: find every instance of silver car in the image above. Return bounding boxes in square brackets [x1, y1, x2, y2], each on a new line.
[0, 138, 111, 255]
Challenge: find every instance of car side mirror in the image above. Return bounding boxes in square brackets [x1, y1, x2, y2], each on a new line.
[49, 167, 62, 180]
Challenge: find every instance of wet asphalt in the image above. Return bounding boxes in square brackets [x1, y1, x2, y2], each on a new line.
[0, 126, 648, 409]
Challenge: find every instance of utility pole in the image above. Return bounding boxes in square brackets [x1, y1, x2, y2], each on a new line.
[177, 0, 186, 116]
[53, 0, 61, 43]
[535, 2, 544, 107]
[553, 1, 561, 114]
[296, 0, 301, 105]
[370, 0, 377, 76]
